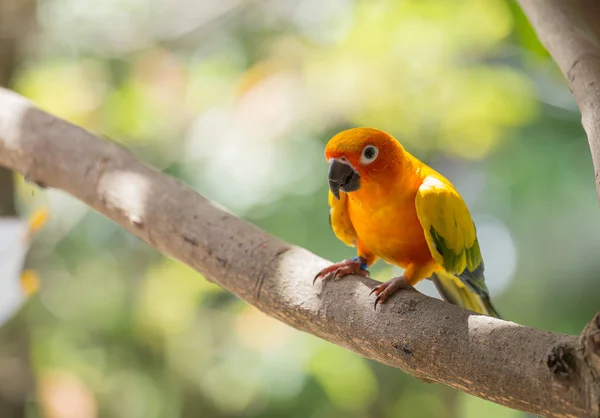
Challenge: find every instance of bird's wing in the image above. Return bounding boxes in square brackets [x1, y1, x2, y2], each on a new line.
[415, 176, 483, 276]
[328, 190, 357, 247]
[415, 176, 499, 315]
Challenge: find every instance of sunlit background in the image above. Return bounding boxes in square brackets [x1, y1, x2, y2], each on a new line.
[0, 0, 598, 417]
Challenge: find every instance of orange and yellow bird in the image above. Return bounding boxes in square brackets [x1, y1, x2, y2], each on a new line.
[314, 128, 501, 317]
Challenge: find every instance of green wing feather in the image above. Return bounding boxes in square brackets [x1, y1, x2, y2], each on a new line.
[415, 176, 500, 318]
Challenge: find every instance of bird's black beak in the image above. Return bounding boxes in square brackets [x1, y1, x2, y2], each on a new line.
[328, 159, 360, 200]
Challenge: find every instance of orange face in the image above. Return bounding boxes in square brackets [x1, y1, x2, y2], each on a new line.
[324, 128, 404, 198]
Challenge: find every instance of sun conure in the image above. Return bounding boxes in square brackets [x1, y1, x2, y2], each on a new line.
[314, 127, 501, 317]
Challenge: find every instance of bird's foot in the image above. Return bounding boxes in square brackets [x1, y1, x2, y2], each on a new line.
[313, 257, 369, 285]
[369, 275, 413, 309]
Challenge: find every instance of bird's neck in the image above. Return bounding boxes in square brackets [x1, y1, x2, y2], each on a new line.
[350, 152, 424, 209]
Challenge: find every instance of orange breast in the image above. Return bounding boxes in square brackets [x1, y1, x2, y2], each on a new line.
[347, 192, 433, 268]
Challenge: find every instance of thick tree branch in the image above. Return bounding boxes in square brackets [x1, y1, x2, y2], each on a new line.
[0, 88, 598, 417]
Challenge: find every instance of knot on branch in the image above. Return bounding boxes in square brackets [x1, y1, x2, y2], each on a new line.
[581, 312, 600, 379]
[547, 344, 578, 382]
[580, 312, 600, 417]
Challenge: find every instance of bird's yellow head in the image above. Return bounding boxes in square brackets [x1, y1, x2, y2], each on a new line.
[324, 128, 405, 199]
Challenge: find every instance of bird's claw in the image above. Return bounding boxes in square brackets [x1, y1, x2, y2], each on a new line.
[369, 275, 412, 309]
[313, 257, 369, 285]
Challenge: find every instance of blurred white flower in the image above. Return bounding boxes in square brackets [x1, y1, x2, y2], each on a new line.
[0, 209, 48, 325]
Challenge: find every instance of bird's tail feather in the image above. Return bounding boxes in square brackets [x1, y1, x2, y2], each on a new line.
[431, 270, 501, 318]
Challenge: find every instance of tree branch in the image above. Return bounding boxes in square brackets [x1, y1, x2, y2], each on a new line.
[0, 88, 598, 417]
[517, 0, 600, 201]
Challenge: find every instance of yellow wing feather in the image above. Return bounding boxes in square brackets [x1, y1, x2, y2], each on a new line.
[328, 190, 357, 247]
[415, 176, 481, 275]
[415, 176, 501, 317]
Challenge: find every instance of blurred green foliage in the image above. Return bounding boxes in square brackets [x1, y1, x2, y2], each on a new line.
[6, 0, 600, 417]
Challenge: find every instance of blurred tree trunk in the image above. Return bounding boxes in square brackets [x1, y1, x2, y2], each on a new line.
[0, 0, 37, 416]
[0, 0, 36, 216]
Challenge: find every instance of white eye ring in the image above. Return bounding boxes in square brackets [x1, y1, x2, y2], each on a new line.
[360, 145, 378, 165]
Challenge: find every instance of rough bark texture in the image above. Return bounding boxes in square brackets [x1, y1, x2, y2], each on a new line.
[0, 88, 598, 417]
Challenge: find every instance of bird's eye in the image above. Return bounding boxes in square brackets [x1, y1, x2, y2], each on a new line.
[360, 145, 379, 164]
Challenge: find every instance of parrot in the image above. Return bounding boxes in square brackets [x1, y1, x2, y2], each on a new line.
[313, 127, 501, 317]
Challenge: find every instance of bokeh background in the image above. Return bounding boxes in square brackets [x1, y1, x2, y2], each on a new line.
[0, 0, 598, 417]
